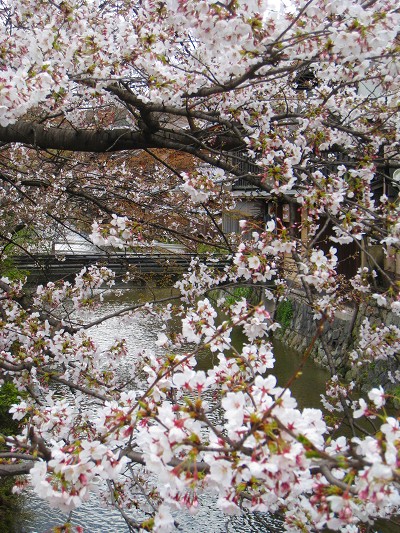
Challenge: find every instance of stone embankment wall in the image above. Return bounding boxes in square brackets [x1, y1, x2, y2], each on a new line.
[275, 291, 357, 371]
[275, 291, 400, 390]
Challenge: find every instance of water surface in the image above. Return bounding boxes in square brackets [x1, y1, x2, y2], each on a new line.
[13, 287, 376, 532]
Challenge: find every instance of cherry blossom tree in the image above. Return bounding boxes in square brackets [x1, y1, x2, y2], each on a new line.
[0, 1, 400, 531]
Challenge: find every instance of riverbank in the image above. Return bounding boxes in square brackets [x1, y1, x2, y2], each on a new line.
[274, 289, 400, 392]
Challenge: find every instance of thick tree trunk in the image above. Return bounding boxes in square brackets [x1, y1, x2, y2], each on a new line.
[0, 461, 34, 477]
[0, 121, 176, 152]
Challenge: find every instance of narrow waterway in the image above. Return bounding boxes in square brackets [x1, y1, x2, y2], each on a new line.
[3, 287, 361, 532]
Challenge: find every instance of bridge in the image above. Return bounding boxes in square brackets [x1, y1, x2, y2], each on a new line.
[14, 252, 231, 284]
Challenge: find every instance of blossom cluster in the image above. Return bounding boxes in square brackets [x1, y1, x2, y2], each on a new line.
[0, 0, 400, 532]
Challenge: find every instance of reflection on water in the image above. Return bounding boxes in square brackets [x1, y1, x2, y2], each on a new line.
[272, 339, 331, 410]
[196, 333, 331, 411]
[20, 488, 129, 533]
[11, 287, 357, 533]
[19, 489, 285, 533]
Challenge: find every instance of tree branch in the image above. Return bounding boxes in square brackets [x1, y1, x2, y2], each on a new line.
[0, 122, 165, 153]
[0, 461, 34, 476]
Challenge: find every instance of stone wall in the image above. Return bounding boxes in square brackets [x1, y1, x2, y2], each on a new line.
[275, 291, 357, 370]
[347, 301, 400, 391]
[275, 291, 400, 390]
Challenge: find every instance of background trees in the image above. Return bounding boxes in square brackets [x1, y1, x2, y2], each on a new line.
[0, 1, 399, 531]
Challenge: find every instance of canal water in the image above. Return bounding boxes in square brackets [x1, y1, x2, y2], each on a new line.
[7, 287, 335, 532]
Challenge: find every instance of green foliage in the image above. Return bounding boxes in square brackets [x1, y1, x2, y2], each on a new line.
[389, 385, 400, 408]
[276, 299, 294, 332]
[196, 243, 229, 254]
[0, 474, 31, 532]
[0, 227, 32, 280]
[0, 259, 29, 281]
[0, 382, 21, 436]
[0, 383, 29, 531]
[225, 286, 254, 306]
